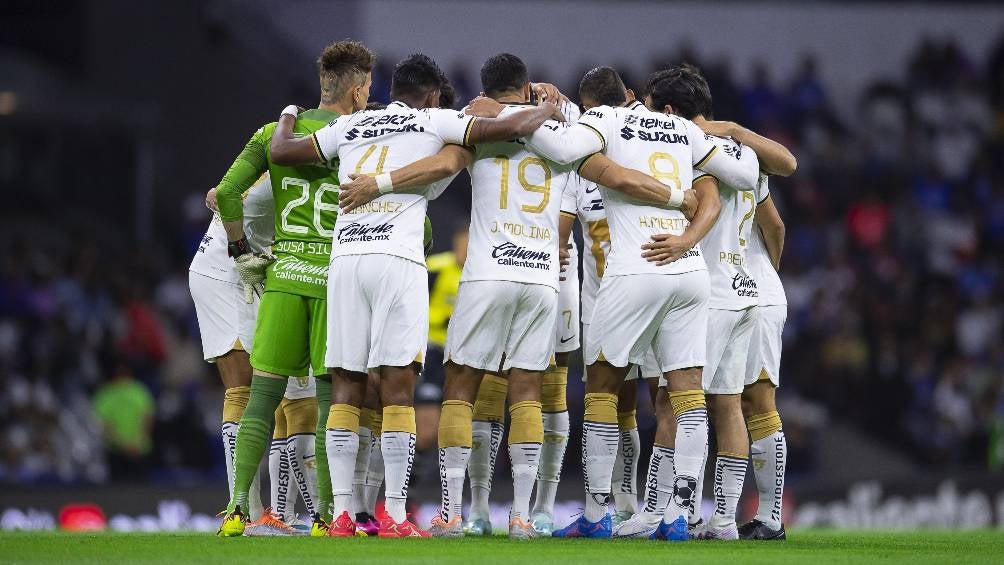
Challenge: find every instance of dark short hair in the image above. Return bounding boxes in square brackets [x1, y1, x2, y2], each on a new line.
[645, 64, 713, 120]
[317, 40, 376, 104]
[390, 53, 444, 102]
[578, 66, 627, 107]
[439, 72, 457, 109]
[480, 53, 529, 98]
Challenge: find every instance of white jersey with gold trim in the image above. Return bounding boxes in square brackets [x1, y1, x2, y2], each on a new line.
[747, 176, 787, 307]
[701, 136, 759, 310]
[574, 176, 608, 325]
[190, 174, 274, 283]
[312, 101, 473, 265]
[525, 104, 760, 278]
[462, 104, 577, 290]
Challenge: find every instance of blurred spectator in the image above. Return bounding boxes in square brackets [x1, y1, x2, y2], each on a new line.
[92, 361, 155, 481]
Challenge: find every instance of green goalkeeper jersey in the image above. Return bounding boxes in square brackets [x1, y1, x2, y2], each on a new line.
[217, 108, 340, 299]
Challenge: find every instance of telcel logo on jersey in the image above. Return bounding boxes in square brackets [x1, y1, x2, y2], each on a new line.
[337, 222, 394, 243]
[732, 273, 759, 297]
[491, 242, 551, 270]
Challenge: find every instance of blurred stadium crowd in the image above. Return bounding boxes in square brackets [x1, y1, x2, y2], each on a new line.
[1, 35, 1003, 485]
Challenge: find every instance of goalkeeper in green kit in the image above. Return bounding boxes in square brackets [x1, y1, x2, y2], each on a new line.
[216, 40, 377, 537]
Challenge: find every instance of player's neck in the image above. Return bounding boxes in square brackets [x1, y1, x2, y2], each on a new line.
[495, 94, 528, 104]
[319, 100, 353, 116]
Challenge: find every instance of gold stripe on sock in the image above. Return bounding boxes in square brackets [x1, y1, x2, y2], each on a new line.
[283, 396, 318, 435]
[617, 410, 637, 431]
[718, 451, 748, 460]
[370, 409, 383, 436]
[473, 374, 508, 422]
[273, 401, 289, 439]
[383, 405, 416, 434]
[747, 411, 782, 441]
[438, 400, 474, 448]
[223, 386, 250, 423]
[326, 404, 360, 433]
[360, 407, 378, 431]
[541, 367, 568, 413]
[668, 389, 706, 416]
[508, 401, 543, 444]
[584, 393, 618, 424]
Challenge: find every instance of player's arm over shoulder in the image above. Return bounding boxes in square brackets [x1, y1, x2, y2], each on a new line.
[217, 126, 270, 224]
[685, 119, 759, 191]
[269, 109, 329, 166]
[525, 107, 608, 165]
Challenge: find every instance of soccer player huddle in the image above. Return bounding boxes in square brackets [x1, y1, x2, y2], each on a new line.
[190, 38, 795, 542]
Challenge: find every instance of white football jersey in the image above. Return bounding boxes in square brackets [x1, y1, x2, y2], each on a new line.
[701, 136, 760, 310]
[190, 174, 275, 283]
[526, 105, 760, 277]
[746, 176, 787, 307]
[313, 101, 473, 265]
[574, 176, 609, 325]
[463, 104, 577, 289]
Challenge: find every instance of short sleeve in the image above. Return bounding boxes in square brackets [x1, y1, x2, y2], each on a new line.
[560, 175, 580, 217]
[428, 108, 476, 146]
[755, 174, 770, 204]
[312, 116, 347, 161]
[577, 106, 614, 151]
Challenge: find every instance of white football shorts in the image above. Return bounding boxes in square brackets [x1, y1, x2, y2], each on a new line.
[554, 264, 581, 354]
[702, 307, 755, 395]
[744, 304, 786, 388]
[285, 376, 316, 400]
[189, 271, 258, 362]
[326, 254, 429, 372]
[446, 280, 558, 372]
[585, 270, 709, 373]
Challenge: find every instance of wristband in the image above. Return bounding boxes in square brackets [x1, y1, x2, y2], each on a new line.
[376, 173, 394, 194]
[280, 105, 299, 118]
[228, 237, 251, 258]
[666, 188, 685, 208]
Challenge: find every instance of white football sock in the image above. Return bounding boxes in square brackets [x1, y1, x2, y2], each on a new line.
[352, 425, 373, 516]
[509, 443, 541, 521]
[663, 408, 708, 522]
[382, 431, 415, 523]
[222, 422, 239, 498]
[363, 432, 384, 515]
[439, 446, 471, 522]
[288, 433, 317, 517]
[642, 445, 674, 513]
[582, 421, 618, 522]
[268, 439, 290, 518]
[469, 420, 503, 521]
[711, 454, 748, 527]
[613, 426, 640, 514]
[691, 438, 709, 525]
[532, 411, 569, 518]
[751, 430, 786, 529]
[326, 428, 358, 518]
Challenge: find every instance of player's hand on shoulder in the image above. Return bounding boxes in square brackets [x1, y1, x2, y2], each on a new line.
[558, 242, 571, 280]
[531, 82, 570, 106]
[338, 173, 380, 214]
[465, 96, 504, 118]
[538, 99, 566, 122]
[205, 187, 219, 212]
[679, 189, 698, 221]
[695, 119, 738, 139]
[641, 233, 695, 266]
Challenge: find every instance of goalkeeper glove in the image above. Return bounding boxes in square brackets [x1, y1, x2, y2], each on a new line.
[229, 237, 275, 303]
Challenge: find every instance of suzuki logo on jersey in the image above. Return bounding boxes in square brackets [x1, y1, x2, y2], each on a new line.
[621, 127, 688, 144]
[345, 128, 360, 141]
[620, 126, 635, 140]
[337, 222, 394, 243]
[491, 242, 552, 270]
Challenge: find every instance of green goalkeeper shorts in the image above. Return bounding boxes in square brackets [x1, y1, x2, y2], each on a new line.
[250, 290, 327, 377]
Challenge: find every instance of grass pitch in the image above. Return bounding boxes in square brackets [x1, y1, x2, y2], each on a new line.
[2, 530, 1003, 564]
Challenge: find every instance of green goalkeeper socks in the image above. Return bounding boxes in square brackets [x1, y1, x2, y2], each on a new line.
[314, 376, 333, 521]
[229, 376, 286, 513]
